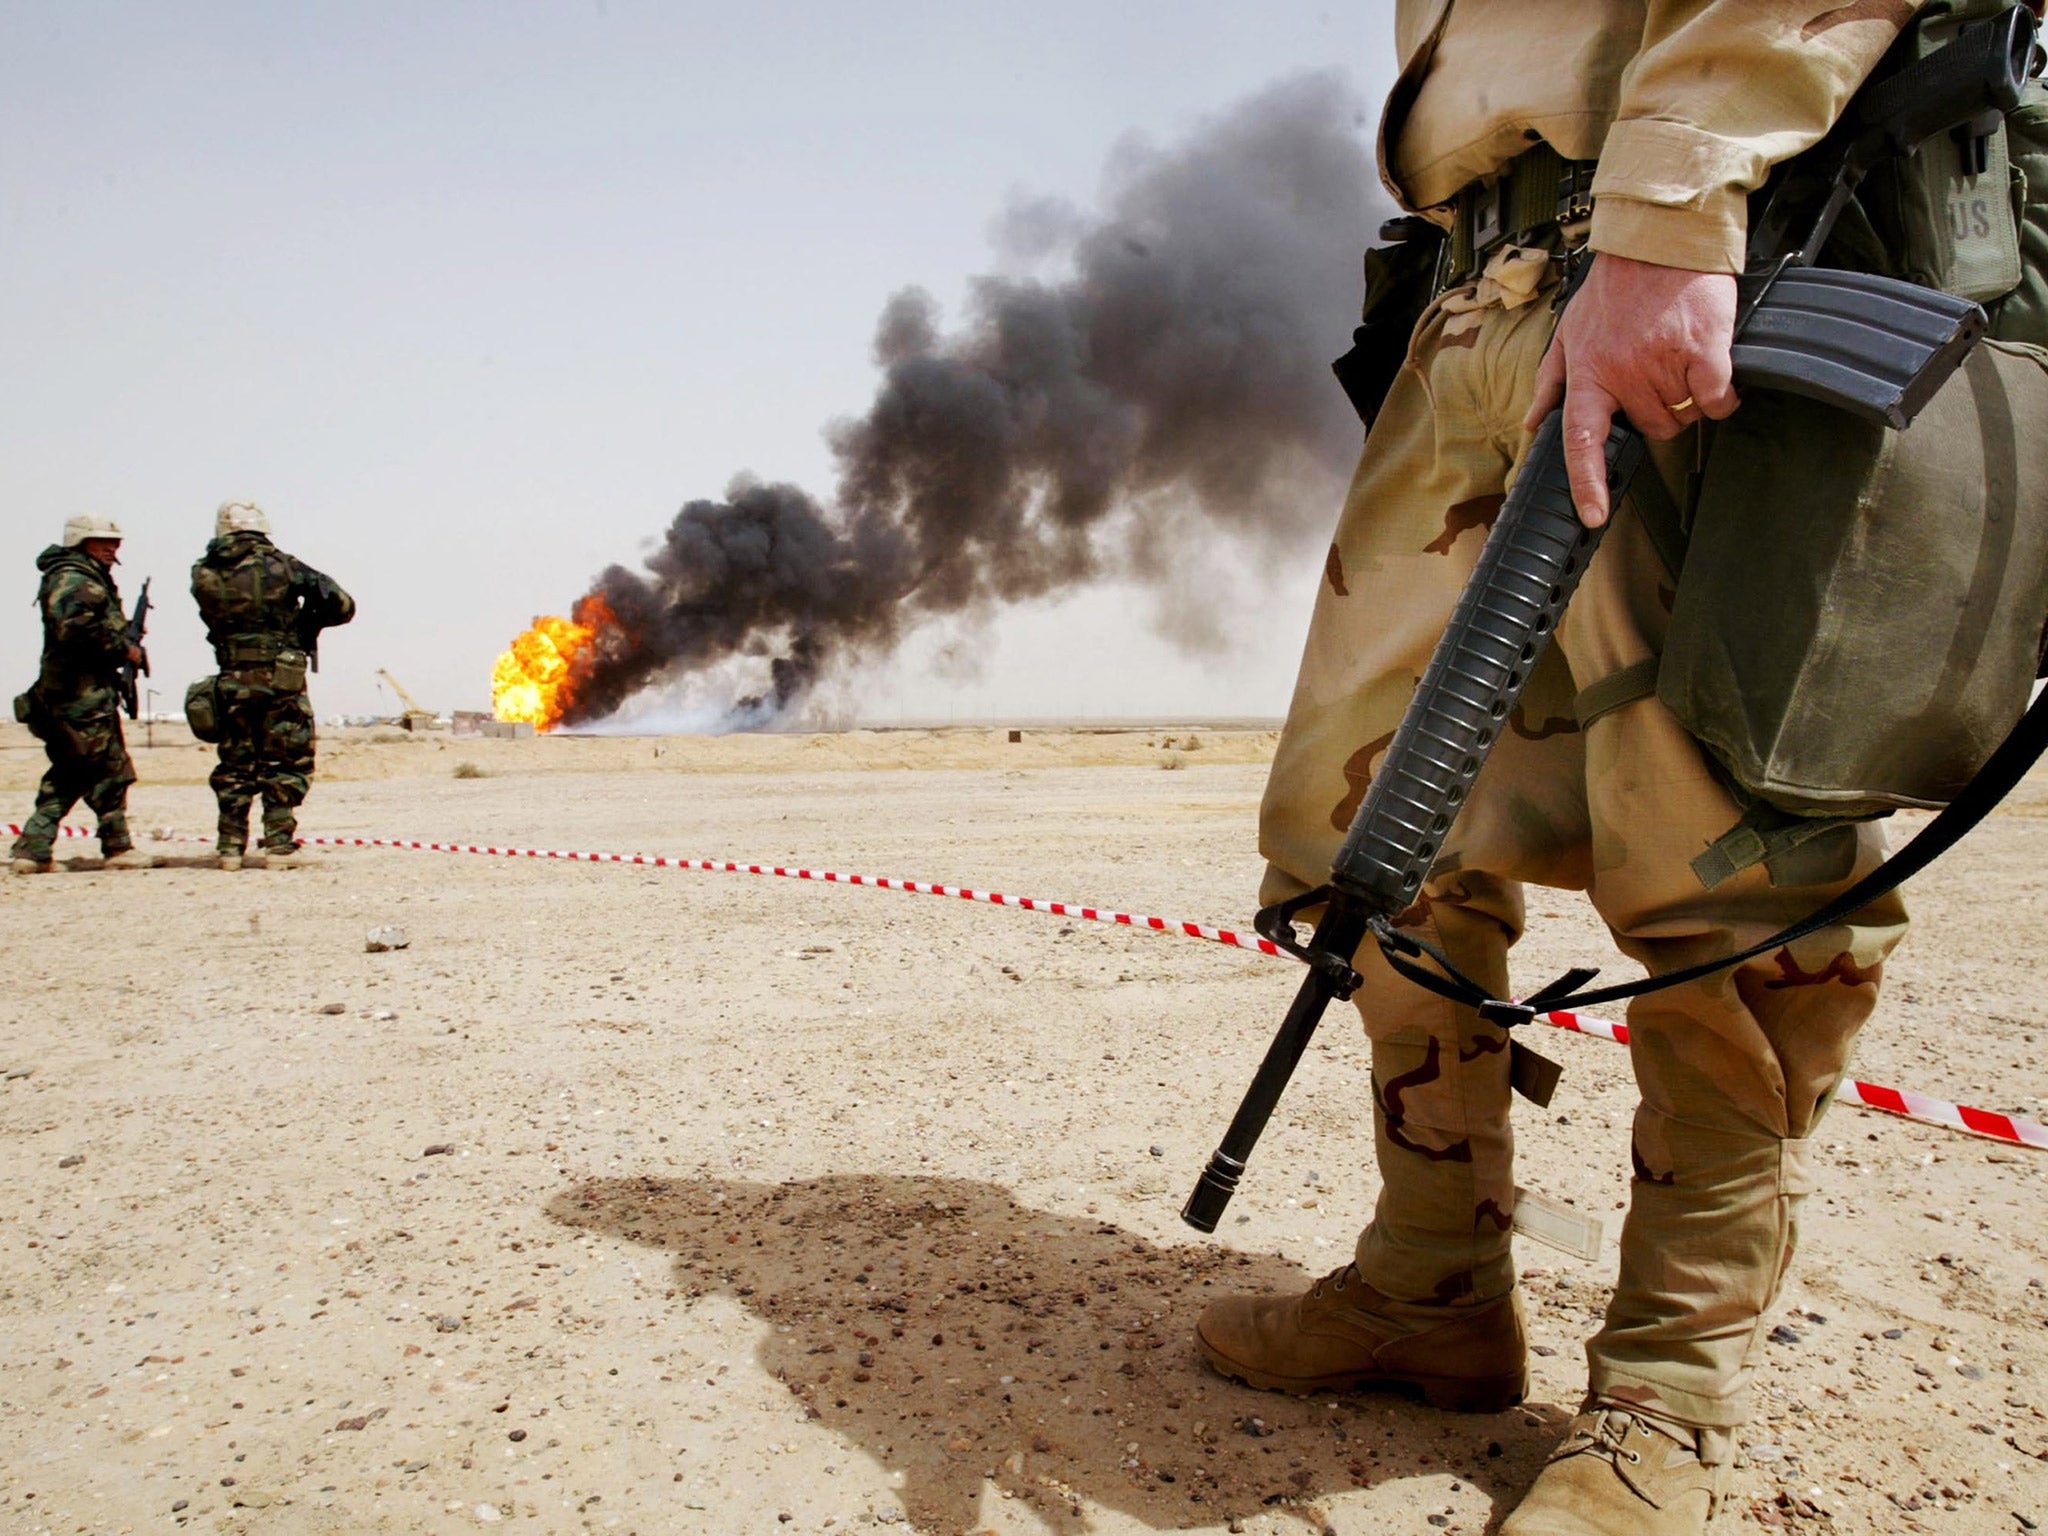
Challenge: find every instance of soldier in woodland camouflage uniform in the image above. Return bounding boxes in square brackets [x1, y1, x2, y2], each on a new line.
[10, 516, 154, 874]
[191, 501, 354, 871]
[1195, 6, 1926, 1534]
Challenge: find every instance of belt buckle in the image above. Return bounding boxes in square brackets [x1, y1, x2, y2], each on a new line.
[1558, 160, 1594, 225]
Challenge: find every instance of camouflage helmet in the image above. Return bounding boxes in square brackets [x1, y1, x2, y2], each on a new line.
[215, 500, 270, 537]
[61, 513, 123, 547]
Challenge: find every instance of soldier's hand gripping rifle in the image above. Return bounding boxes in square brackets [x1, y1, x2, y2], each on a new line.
[116, 577, 152, 722]
[1183, 5, 2036, 1236]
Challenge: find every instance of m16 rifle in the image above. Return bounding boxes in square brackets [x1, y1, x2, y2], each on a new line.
[115, 578, 151, 722]
[1183, 4, 2038, 1235]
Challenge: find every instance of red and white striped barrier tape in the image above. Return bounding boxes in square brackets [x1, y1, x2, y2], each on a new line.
[1540, 1007, 2048, 1151]
[17, 822, 2046, 1154]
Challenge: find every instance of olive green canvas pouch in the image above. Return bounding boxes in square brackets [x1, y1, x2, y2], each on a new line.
[1657, 337, 2048, 819]
[1987, 79, 2048, 345]
[184, 675, 224, 743]
[1853, 1, 2029, 305]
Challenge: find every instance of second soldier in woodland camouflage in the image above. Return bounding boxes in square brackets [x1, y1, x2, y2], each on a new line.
[191, 501, 355, 871]
[9, 515, 155, 874]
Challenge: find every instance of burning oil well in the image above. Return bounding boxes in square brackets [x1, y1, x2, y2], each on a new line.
[492, 73, 1384, 732]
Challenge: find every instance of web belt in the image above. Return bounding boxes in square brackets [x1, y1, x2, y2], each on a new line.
[1445, 142, 1598, 289]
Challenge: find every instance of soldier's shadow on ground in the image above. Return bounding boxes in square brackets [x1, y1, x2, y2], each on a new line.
[550, 1174, 1568, 1534]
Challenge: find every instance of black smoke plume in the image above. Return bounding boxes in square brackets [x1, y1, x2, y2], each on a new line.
[562, 72, 1384, 728]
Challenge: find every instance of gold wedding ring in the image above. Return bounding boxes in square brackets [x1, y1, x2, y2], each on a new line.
[1665, 395, 1696, 413]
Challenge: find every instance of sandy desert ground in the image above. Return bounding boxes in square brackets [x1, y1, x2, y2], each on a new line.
[1, 721, 2044, 1536]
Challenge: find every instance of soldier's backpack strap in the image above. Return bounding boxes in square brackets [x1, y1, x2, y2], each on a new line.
[1571, 659, 1660, 731]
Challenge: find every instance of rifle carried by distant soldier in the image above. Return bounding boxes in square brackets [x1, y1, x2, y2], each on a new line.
[114, 578, 151, 721]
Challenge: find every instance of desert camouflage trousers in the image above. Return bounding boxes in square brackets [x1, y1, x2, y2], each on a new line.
[9, 708, 135, 861]
[210, 681, 316, 854]
[1259, 277, 1907, 1429]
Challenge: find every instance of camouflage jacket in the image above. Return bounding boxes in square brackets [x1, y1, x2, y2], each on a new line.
[1385, 1, 1925, 274]
[29, 544, 130, 718]
[191, 532, 356, 680]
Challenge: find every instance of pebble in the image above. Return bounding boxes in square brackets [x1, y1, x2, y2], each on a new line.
[1883, 1328, 1907, 1340]
[422, 1144, 455, 1157]
[475, 1503, 502, 1523]
[1768, 1325, 1802, 1346]
[509, 1429, 526, 1442]
[57, 1154, 84, 1169]
[1149, 1146, 1165, 1158]
[318, 1003, 346, 1016]
[436, 1315, 462, 1332]
[366, 926, 410, 953]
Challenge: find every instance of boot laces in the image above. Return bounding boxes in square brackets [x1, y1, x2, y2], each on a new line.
[1579, 1408, 1645, 1465]
[1308, 1263, 1358, 1301]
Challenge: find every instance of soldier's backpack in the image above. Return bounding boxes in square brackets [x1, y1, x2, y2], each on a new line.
[1639, 1, 2048, 886]
[12, 689, 48, 742]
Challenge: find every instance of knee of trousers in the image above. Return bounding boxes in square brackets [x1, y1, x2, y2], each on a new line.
[1370, 1028, 1513, 1145]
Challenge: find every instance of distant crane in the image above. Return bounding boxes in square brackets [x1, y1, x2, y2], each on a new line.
[376, 668, 438, 732]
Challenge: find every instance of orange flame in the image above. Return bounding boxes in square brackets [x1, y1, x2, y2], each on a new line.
[492, 596, 615, 732]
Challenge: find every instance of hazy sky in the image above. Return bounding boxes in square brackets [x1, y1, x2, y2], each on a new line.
[1, 1, 1396, 724]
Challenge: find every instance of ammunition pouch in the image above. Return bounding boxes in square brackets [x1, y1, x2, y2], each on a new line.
[1859, 4, 2035, 310]
[1989, 77, 2048, 344]
[184, 675, 224, 743]
[217, 635, 307, 694]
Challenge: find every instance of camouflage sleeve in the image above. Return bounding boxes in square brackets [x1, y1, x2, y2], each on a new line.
[1590, 0, 1928, 273]
[46, 569, 129, 665]
[292, 559, 356, 630]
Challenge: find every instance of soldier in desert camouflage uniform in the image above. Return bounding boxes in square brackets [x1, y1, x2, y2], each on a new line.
[191, 501, 354, 871]
[1195, 5, 1925, 1534]
[10, 515, 155, 874]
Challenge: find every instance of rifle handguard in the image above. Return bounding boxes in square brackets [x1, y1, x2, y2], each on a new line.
[1328, 413, 1641, 910]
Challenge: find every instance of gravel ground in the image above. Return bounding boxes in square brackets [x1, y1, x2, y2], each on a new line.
[1, 728, 2043, 1534]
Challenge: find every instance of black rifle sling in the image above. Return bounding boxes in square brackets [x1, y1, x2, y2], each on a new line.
[1368, 678, 2048, 1025]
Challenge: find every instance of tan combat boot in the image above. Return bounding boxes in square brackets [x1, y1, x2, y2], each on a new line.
[1500, 1402, 1727, 1535]
[218, 852, 244, 872]
[1195, 1262, 1526, 1412]
[102, 848, 156, 870]
[11, 857, 55, 875]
